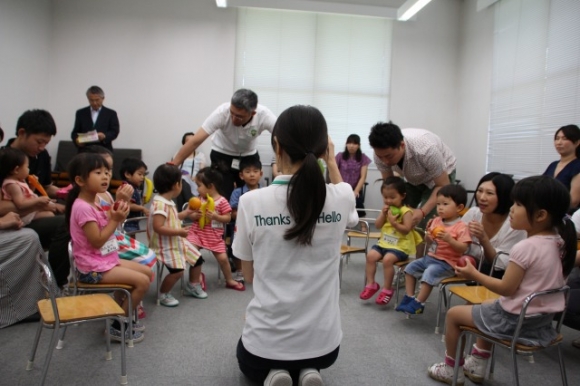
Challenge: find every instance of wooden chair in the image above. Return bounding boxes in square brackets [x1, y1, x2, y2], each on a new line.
[26, 252, 128, 386]
[450, 286, 571, 386]
[345, 209, 381, 266]
[66, 243, 136, 347]
[339, 220, 370, 289]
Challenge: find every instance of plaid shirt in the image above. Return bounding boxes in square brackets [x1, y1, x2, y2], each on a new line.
[374, 128, 456, 188]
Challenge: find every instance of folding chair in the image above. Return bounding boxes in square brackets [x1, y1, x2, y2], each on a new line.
[345, 209, 381, 265]
[26, 253, 128, 385]
[339, 220, 370, 289]
[451, 286, 571, 386]
[66, 243, 136, 347]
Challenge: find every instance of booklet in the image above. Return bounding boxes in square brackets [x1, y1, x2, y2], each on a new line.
[77, 130, 99, 143]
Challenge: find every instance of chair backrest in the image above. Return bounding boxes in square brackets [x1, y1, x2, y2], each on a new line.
[121, 216, 149, 237]
[345, 219, 370, 251]
[513, 286, 571, 344]
[489, 251, 510, 276]
[36, 252, 61, 322]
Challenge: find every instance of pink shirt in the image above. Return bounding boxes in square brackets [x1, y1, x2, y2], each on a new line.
[500, 235, 566, 315]
[187, 196, 231, 253]
[70, 199, 119, 273]
[427, 217, 471, 266]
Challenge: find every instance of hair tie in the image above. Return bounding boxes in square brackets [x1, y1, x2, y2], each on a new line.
[305, 150, 314, 157]
[563, 214, 572, 224]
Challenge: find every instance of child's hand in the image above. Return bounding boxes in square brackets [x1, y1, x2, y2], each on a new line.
[467, 220, 486, 241]
[205, 209, 216, 221]
[178, 227, 189, 238]
[116, 183, 134, 202]
[381, 205, 389, 216]
[36, 196, 53, 206]
[454, 259, 477, 279]
[189, 210, 202, 221]
[143, 207, 150, 216]
[436, 230, 453, 243]
[386, 209, 398, 225]
[110, 200, 129, 222]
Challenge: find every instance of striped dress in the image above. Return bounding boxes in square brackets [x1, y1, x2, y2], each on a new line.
[187, 196, 231, 253]
[0, 228, 45, 328]
[147, 196, 201, 268]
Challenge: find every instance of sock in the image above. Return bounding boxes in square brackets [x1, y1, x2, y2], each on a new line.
[111, 320, 128, 330]
[471, 344, 491, 359]
[444, 352, 464, 367]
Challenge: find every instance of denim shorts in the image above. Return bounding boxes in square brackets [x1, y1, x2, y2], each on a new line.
[371, 245, 408, 262]
[77, 270, 103, 284]
[404, 255, 454, 286]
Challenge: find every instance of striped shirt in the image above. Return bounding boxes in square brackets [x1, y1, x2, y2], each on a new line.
[147, 196, 200, 268]
[187, 196, 231, 253]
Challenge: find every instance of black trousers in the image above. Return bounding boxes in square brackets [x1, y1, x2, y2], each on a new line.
[26, 215, 70, 287]
[210, 150, 261, 200]
[236, 338, 340, 384]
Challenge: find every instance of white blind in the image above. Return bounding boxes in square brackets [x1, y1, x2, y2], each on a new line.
[234, 8, 393, 166]
[488, 0, 580, 179]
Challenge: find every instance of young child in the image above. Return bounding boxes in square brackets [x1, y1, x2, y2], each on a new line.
[0, 147, 54, 224]
[120, 158, 149, 233]
[147, 164, 204, 306]
[229, 158, 263, 282]
[395, 184, 471, 315]
[428, 175, 576, 384]
[188, 166, 244, 291]
[359, 177, 422, 305]
[65, 153, 151, 343]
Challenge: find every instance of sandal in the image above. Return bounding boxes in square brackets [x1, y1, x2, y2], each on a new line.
[200, 272, 206, 291]
[137, 304, 146, 319]
[225, 281, 245, 291]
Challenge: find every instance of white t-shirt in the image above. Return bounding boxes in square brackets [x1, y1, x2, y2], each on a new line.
[233, 175, 358, 360]
[500, 235, 566, 315]
[180, 152, 206, 196]
[461, 207, 527, 270]
[202, 102, 277, 157]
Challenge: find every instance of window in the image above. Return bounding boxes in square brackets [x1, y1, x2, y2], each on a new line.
[487, 0, 580, 179]
[234, 8, 393, 165]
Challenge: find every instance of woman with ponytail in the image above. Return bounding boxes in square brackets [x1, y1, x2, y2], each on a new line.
[233, 105, 359, 386]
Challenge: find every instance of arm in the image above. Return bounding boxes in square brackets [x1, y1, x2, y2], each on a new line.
[353, 165, 369, 197]
[206, 210, 231, 224]
[411, 171, 451, 224]
[570, 173, 580, 208]
[375, 206, 387, 229]
[100, 109, 120, 144]
[153, 213, 188, 237]
[437, 229, 470, 254]
[467, 221, 497, 262]
[71, 110, 83, 146]
[241, 260, 254, 284]
[129, 203, 149, 216]
[172, 127, 210, 166]
[5, 183, 52, 211]
[0, 192, 47, 217]
[0, 212, 24, 230]
[389, 210, 414, 235]
[455, 260, 525, 297]
[82, 201, 128, 249]
[324, 136, 342, 184]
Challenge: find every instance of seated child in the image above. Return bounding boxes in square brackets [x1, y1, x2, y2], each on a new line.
[395, 184, 471, 315]
[359, 177, 422, 305]
[147, 164, 205, 307]
[229, 158, 263, 282]
[0, 147, 54, 224]
[120, 158, 150, 233]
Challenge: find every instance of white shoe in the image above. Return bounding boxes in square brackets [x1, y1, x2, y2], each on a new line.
[427, 362, 465, 386]
[234, 271, 245, 282]
[264, 369, 292, 386]
[159, 293, 179, 307]
[299, 368, 323, 386]
[184, 283, 208, 299]
[463, 354, 488, 383]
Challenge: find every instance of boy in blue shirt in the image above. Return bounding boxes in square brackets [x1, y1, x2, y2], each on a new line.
[120, 158, 149, 234]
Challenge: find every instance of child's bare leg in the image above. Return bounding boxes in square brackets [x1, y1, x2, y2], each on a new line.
[415, 282, 433, 303]
[444, 305, 476, 359]
[364, 249, 382, 286]
[215, 252, 236, 285]
[122, 259, 153, 279]
[160, 271, 183, 294]
[189, 264, 202, 284]
[381, 254, 400, 290]
[234, 257, 242, 272]
[34, 211, 55, 220]
[404, 273, 416, 297]
[101, 262, 150, 315]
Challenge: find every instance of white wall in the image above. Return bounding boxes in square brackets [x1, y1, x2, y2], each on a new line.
[46, 0, 237, 170]
[0, 0, 51, 138]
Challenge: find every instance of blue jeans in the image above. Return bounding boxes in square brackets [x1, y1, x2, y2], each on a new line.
[404, 255, 454, 286]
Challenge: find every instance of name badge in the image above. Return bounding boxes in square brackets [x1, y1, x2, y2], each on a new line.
[427, 241, 438, 254]
[231, 158, 240, 170]
[211, 220, 223, 229]
[382, 234, 399, 245]
[100, 237, 119, 256]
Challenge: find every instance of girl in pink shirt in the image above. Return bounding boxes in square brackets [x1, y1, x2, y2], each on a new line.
[428, 175, 576, 385]
[66, 153, 151, 342]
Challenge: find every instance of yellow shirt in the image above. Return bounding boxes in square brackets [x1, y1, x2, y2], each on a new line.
[377, 205, 423, 256]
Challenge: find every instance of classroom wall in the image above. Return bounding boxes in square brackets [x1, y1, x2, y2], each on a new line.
[0, 0, 495, 210]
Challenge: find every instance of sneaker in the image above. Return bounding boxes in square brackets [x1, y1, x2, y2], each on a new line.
[375, 288, 394, 306]
[109, 326, 145, 344]
[184, 283, 208, 299]
[463, 354, 487, 383]
[264, 369, 292, 386]
[234, 271, 245, 282]
[159, 293, 179, 307]
[395, 294, 413, 312]
[399, 297, 424, 315]
[427, 362, 465, 386]
[298, 368, 323, 386]
[359, 282, 380, 300]
[121, 318, 146, 332]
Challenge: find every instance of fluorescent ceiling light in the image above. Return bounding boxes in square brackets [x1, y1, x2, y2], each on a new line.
[216, 0, 227, 8]
[397, 0, 432, 21]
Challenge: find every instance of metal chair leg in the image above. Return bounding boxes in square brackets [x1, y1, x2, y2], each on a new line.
[39, 325, 61, 386]
[26, 321, 44, 371]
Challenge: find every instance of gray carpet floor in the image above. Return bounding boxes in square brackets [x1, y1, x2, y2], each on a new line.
[1, 233, 579, 386]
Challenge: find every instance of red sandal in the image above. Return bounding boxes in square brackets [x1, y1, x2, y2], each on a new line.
[225, 281, 245, 291]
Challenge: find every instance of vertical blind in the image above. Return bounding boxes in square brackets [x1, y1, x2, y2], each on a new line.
[488, 0, 580, 179]
[234, 8, 393, 166]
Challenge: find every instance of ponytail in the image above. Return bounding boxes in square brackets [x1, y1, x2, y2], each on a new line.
[558, 218, 577, 277]
[65, 184, 81, 231]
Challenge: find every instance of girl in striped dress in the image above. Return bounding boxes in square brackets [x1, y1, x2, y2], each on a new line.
[188, 167, 244, 291]
[147, 164, 203, 307]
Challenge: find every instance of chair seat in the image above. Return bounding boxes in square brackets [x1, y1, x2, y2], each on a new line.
[440, 276, 472, 285]
[37, 294, 125, 324]
[341, 245, 366, 254]
[347, 231, 381, 240]
[449, 286, 500, 304]
[394, 259, 411, 267]
[72, 282, 133, 291]
[459, 326, 564, 351]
